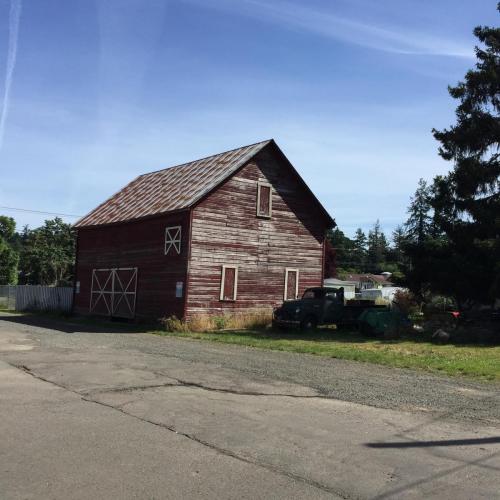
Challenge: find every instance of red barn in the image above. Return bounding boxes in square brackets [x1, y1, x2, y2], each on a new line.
[73, 140, 334, 321]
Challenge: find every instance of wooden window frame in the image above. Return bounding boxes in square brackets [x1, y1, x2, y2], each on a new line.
[284, 268, 299, 301]
[256, 181, 272, 218]
[165, 225, 182, 255]
[220, 265, 238, 302]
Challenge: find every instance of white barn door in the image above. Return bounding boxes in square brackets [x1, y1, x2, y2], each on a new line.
[90, 268, 138, 319]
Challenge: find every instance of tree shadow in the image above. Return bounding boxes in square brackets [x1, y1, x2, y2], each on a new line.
[257, 327, 498, 347]
[228, 327, 389, 344]
[0, 312, 152, 335]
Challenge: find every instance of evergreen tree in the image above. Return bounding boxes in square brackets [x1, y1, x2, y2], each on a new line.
[352, 228, 367, 269]
[405, 179, 433, 243]
[428, 6, 500, 305]
[391, 225, 407, 264]
[380, 225, 408, 282]
[367, 220, 388, 272]
[404, 6, 500, 306]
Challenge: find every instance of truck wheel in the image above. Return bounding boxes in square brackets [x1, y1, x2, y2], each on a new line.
[359, 321, 376, 337]
[300, 316, 317, 332]
[272, 321, 287, 331]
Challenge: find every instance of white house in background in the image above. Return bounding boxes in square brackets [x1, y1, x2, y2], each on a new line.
[323, 278, 357, 300]
[344, 273, 394, 291]
[360, 286, 406, 303]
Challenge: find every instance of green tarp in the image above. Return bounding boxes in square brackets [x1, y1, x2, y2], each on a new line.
[358, 308, 406, 335]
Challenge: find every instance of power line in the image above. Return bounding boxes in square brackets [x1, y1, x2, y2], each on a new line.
[0, 206, 82, 218]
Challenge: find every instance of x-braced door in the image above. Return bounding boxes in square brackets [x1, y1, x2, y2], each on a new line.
[90, 268, 138, 319]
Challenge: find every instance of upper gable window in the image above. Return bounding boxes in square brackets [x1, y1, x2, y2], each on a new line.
[165, 226, 181, 255]
[257, 182, 272, 218]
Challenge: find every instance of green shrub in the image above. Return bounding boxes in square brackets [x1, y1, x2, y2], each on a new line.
[213, 316, 228, 330]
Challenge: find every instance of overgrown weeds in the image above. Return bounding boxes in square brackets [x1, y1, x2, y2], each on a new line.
[160, 311, 272, 333]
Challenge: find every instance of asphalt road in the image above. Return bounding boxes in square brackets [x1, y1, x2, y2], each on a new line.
[0, 312, 499, 499]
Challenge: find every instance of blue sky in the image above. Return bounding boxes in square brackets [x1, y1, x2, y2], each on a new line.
[0, 0, 496, 238]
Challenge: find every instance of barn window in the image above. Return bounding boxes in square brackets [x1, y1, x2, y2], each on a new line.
[165, 226, 181, 255]
[220, 265, 238, 301]
[257, 182, 272, 218]
[284, 268, 299, 301]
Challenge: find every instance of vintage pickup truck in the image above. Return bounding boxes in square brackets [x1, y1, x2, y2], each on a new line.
[272, 286, 388, 331]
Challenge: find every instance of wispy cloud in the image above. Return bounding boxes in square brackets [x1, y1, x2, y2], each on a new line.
[0, 0, 22, 151]
[185, 0, 473, 59]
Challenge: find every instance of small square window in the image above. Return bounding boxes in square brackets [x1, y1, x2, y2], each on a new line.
[220, 265, 238, 301]
[257, 182, 272, 218]
[165, 226, 181, 255]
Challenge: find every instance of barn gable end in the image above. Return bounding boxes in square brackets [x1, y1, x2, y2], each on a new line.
[185, 144, 332, 318]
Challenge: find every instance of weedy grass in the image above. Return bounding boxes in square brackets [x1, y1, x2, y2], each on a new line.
[160, 312, 272, 332]
[154, 328, 500, 382]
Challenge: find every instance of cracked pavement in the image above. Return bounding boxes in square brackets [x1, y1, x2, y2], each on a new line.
[0, 313, 499, 499]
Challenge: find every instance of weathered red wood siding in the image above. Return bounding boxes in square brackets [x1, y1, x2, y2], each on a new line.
[73, 212, 190, 320]
[185, 147, 329, 318]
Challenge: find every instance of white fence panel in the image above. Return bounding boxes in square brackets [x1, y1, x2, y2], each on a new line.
[15, 286, 73, 313]
[0, 285, 16, 310]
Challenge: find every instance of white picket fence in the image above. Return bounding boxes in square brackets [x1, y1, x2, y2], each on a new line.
[0, 285, 73, 313]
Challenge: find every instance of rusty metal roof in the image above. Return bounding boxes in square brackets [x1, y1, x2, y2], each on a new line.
[75, 140, 272, 227]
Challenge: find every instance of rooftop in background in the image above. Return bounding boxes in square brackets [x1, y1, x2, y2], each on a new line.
[324, 278, 358, 286]
[344, 274, 393, 285]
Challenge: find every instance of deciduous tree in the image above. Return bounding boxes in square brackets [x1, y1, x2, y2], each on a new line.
[0, 216, 19, 285]
[19, 218, 76, 286]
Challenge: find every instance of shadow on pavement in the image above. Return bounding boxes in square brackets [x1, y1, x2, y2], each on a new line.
[0, 312, 152, 335]
[366, 436, 500, 448]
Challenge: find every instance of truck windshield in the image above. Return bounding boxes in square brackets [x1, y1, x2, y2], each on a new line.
[302, 289, 323, 299]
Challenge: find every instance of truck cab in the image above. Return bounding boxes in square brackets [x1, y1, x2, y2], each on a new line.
[273, 287, 346, 330]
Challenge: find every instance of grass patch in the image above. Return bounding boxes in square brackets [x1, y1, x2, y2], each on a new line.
[153, 328, 500, 382]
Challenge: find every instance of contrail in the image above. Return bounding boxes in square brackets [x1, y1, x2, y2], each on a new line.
[0, 0, 22, 151]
